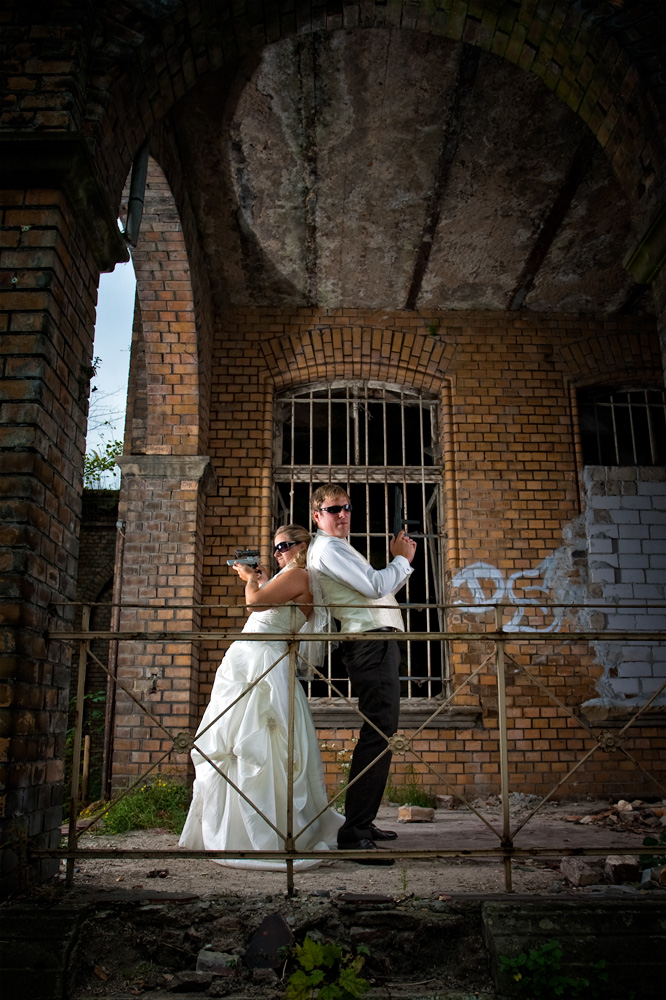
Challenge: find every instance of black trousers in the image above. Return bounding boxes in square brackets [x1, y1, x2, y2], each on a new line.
[337, 633, 401, 845]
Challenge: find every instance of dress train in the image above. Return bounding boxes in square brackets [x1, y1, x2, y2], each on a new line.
[179, 601, 343, 870]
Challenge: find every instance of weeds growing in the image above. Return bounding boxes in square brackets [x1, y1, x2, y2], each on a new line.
[385, 766, 436, 809]
[499, 939, 608, 999]
[283, 934, 370, 1000]
[82, 776, 191, 835]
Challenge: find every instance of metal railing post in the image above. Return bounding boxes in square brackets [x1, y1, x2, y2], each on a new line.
[495, 605, 513, 892]
[66, 605, 90, 887]
[286, 611, 298, 896]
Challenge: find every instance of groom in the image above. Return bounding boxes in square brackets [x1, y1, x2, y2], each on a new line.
[308, 483, 417, 864]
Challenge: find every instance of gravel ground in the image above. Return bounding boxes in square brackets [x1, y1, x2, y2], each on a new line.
[63, 797, 652, 899]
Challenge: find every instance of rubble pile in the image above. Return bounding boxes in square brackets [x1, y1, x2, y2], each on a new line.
[563, 798, 666, 835]
[554, 798, 666, 892]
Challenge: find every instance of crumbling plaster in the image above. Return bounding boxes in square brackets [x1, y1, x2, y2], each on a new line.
[580, 465, 666, 712]
[449, 464, 666, 713]
[168, 29, 646, 316]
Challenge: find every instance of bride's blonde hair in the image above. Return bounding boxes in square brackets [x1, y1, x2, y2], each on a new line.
[274, 523, 311, 568]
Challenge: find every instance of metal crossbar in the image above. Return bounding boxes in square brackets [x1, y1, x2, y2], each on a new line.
[23, 604, 666, 895]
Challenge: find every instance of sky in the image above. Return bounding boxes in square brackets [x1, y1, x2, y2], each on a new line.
[87, 257, 136, 486]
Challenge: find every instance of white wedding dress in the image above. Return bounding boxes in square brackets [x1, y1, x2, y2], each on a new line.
[179, 595, 343, 870]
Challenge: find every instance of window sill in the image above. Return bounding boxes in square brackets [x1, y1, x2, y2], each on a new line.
[310, 699, 481, 729]
[580, 705, 666, 728]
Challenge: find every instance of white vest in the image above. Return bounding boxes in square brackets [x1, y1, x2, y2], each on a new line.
[309, 533, 405, 634]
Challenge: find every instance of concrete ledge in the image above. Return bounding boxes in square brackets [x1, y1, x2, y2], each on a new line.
[581, 705, 666, 727]
[483, 898, 666, 997]
[116, 455, 217, 494]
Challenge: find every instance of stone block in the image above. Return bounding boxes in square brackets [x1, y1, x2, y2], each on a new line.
[560, 856, 598, 887]
[398, 805, 435, 823]
[168, 970, 212, 991]
[604, 855, 640, 884]
[196, 949, 238, 975]
[641, 866, 666, 887]
[435, 794, 457, 809]
[243, 912, 294, 969]
[653, 866, 666, 886]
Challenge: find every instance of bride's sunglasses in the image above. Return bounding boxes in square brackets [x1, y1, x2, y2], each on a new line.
[318, 503, 353, 514]
[274, 540, 299, 555]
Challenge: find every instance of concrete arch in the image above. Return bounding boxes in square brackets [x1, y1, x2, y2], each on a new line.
[83, 1, 665, 258]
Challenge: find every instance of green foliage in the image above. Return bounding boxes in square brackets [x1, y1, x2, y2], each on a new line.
[84, 438, 123, 488]
[499, 939, 608, 999]
[284, 935, 370, 1000]
[385, 766, 436, 809]
[83, 776, 191, 835]
[639, 829, 666, 869]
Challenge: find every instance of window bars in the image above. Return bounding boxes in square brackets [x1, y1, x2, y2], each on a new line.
[273, 382, 446, 699]
[578, 386, 666, 466]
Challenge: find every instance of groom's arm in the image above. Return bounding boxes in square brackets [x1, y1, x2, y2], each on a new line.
[317, 537, 412, 599]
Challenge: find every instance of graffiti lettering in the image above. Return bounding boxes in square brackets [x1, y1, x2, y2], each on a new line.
[451, 558, 562, 632]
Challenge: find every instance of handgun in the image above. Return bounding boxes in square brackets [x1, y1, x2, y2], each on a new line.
[392, 485, 421, 538]
[226, 548, 260, 567]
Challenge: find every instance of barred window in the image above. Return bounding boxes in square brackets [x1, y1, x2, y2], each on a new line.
[578, 387, 666, 466]
[274, 382, 445, 700]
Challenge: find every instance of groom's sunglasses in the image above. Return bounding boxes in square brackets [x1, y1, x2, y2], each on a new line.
[318, 504, 353, 514]
[274, 540, 299, 554]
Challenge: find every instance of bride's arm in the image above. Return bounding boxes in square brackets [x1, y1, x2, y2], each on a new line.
[236, 563, 312, 609]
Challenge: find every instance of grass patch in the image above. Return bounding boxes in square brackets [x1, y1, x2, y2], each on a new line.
[83, 776, 191, 835]
[385, 769, 436, 809]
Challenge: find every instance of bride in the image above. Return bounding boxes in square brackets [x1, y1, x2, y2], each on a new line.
[179, 524, 343, 869]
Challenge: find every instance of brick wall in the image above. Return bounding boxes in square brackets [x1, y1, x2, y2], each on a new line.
[125, 160, 201, 456]
[0, 186, 100, 894]
[133, 307, 662, 803]
[110, 457, 215, 788]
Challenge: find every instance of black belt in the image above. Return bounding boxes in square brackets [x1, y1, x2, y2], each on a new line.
[367, 627, 399, 632]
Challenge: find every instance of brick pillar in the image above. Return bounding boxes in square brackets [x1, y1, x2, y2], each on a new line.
[0, 138, 128, 896]
[110, 456, 216, 788]
[106, 154, 214, 789]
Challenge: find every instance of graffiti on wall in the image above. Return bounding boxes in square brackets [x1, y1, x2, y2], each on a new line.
[451, 557, 563, 632]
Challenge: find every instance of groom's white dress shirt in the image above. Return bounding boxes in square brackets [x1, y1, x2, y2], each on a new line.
[308, 529, 412, 633]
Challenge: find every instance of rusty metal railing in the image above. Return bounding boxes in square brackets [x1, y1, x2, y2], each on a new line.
[22, 602, 666, 895]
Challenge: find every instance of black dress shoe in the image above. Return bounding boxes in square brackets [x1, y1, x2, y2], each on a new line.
[339, 838, 395, 866]
[370, 824, 398, 841]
